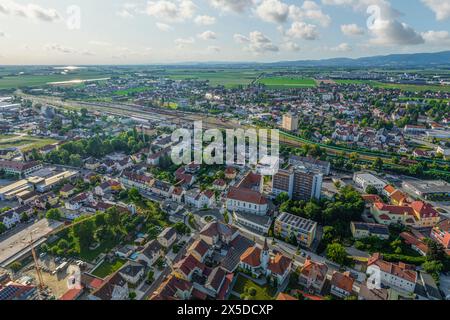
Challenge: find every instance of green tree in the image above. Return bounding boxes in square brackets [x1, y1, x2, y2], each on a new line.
[10, 261, 22, 272]
[0, 222, 6, 234]
[365, 185, 378, 195]
[46, 208, 62, 221]
[326, 243, 348, 266]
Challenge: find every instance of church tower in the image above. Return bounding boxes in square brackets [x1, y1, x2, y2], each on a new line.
[261, 238, 270, 271]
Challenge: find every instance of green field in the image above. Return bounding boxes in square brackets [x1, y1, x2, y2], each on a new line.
[164, 69, 261, 88]
[258, 77, 316, 89]
[0, 71, 113, 90]
[91, 259, 126, 278]
[334, 79, 450, 92]
[115, 86, 154, 96]
[231, 274, 277, 300]
[0, 136, 57, 152]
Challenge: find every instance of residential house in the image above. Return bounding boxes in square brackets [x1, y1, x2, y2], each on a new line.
[188, 239, 212, 263]
[59, 184, 75, 199]
[138, 240, 163, 266]
[350, 222, 390, 240]
[330, 271, 354, 298]
[118, 262, 145, 286]
[89, 272, 129, 300]
[150, 275, 193, 300]
[367, 253, 417, 294]
[298, 256, 328, 294]
[431, 219, 450, 250]
[157, 227, 177, 248]
[173, 254, 206, 281]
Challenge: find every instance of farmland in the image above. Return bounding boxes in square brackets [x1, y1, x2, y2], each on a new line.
[0, 71, 114, 90]
[163, 69, 261, 88]
[257, 77, 316, 89]
[334, 79, 450, 92]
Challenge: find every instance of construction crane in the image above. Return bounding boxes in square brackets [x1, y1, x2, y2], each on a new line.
[29, 229, 45, 297]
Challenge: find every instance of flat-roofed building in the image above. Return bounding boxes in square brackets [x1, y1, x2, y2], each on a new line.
[274, 212, 317, 247]
[282, 113, 299, 132]
[351, 222, 390, 240]
[402, 179, 450, 200]
[353, 172, 387, 193]
[272, 166, 323, 201]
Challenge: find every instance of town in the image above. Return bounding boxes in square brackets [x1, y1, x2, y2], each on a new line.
[0, 63, 449, 302]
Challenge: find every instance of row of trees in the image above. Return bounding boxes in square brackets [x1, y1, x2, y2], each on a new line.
[38, 129, 149, 166]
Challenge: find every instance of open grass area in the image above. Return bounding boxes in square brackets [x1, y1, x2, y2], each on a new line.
[0, 71, 113, 89]
[0, 137, 57, 152]
[91, 258, 126, 278]
[258, 77, 316, 89]
[115, 86, 154, 96]
[164, 69, 260, 88]
[77, 238, 121, 263]
[231, 274, 277, 300]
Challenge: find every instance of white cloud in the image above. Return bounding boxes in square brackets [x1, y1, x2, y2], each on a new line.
[341, 23, 364, 36]
[422, 30, 450, 44]
[89, 40, 112, 46]
[330, 42, 352, 52]
[0, 31, 5, 37]
[289, 1, 331, 27]
[0, 0, 61, 22]
[117, 3, 138, 18]
[234, 31, 279, 53]
[256, 0, 290, 24]
[209, 0, 255, 13]
[175, 37, 195, 48]
[422, 0, 450, 21]
[194, 15, 216, 25]
[44, 44, 76, 54]
[197, 30, 217, 40]
[146, 0, 196, 22]
[282, 41, 300, 52]
[322, 0, 400, 20]
[285, 21, 319, 40]
[207, 45, 221, 52]
[156, 22, 173, 31]
[369, 19, 424, 46]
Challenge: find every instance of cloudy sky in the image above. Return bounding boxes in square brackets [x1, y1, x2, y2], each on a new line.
[0, 0, 449, 64]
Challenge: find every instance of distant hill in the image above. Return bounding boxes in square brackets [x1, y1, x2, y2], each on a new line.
[265, 51, 450, 68]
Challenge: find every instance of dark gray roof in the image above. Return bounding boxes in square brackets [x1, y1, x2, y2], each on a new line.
[119, 261, 145, 278]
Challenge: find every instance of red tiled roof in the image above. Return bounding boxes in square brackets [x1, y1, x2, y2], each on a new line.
[59, 288, 83, 300]
[268, 253, 292, 276]
[374, 202, 415, 216]
[240, 246, 261, 267]
[227, 187, 267, 205]
[331, 271, 354, 293]
[410, 201, 439, 218]
[368, 253, 417, 283]
[276, 293, 298, 300]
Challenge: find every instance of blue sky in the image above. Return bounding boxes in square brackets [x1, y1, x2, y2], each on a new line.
[0, 0, 449, 64]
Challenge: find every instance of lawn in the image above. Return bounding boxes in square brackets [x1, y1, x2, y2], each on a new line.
[258, 77, 316, 89]
[91, 258, 126, 278]
[0, 137, 57, 152]
[77, 238, 121, 263]
[231, 274, 277, 300]
[334, 80, 450, 92]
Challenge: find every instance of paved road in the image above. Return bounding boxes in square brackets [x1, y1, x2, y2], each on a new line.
[236, 225, 367, 284]
[141, 235, 194, 300]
